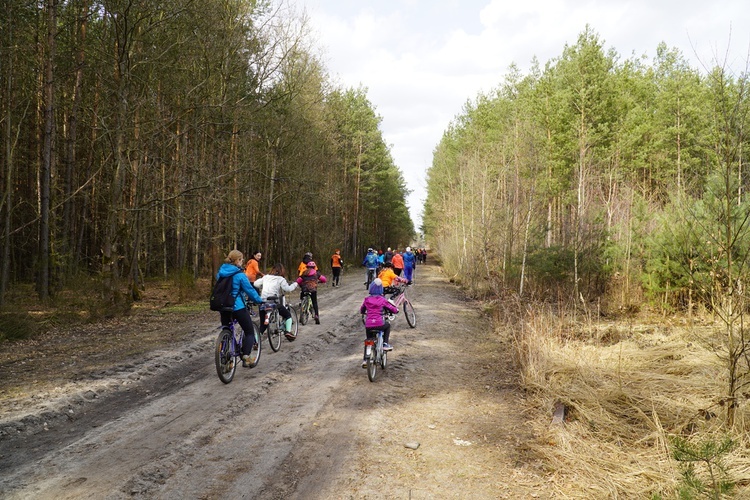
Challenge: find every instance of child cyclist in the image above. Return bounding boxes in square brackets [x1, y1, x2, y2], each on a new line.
[216, 250, 263, 367]
[377, 261, 408, 296]
[296, 261, 327, 324]
[253, 262, 298, 340]
[359, 278, 399, 367]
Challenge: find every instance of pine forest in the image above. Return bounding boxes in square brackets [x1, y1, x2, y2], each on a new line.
[0, 0, 414, 309]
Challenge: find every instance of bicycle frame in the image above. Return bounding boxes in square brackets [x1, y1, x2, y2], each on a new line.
[389, 284, 408, 307]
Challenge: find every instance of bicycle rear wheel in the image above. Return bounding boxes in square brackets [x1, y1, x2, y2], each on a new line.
[268, 311, 282, 352]
[245, 322, 262, 368]
[288, 307, 299, 339]
[215, 328, 236, 384]
[367, 347, 377, 382]
[403, 300, 417, 328]
[299, 296, 310, 325]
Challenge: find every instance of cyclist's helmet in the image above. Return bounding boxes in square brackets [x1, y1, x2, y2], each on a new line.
[306, 261, 317, 268]
[367, 247, 373, 252]
[304, 252, 313, 258]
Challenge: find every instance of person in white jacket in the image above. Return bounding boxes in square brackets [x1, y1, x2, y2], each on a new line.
[254, 262, 298, 339]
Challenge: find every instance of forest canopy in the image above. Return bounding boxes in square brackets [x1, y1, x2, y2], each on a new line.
[424, 26, 749, 314]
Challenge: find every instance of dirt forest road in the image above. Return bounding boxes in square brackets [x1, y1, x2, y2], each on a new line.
[0, 264, 549, 499]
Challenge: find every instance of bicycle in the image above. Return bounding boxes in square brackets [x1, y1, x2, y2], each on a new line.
[214, 318, 261, 384]
[298, 291, 314, 325]
[363, 320, 388, 382]
[364, 267, 377, 288]
[260, 294, 299, 351]
[387, 283, 416, 328]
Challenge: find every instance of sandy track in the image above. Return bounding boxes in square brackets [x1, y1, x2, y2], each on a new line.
[0, 264, 548, 499]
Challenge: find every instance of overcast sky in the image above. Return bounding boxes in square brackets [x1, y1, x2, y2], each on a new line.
[293, 0, 750, 229]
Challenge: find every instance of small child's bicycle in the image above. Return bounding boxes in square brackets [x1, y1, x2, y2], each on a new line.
[298, 291, 314, 325]
[364, 323, 387, 382]
[214, 318, 261, 384]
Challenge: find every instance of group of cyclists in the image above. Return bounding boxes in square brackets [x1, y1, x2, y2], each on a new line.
[215, 245, 421, 370]
[215, 250, 326, 367]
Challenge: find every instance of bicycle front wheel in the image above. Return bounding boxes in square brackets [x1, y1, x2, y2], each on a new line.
[268, 313, 282, 352]
[215, 328, 236, 384]
[403, 300, 417, 328]
[299, 297, 310, 325]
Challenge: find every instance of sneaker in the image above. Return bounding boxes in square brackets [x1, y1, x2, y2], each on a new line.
[361, 360, 368, 368]
[314, 316, 320, 324]
[284, 331, 296, 341]
[383, 343, 393, 351]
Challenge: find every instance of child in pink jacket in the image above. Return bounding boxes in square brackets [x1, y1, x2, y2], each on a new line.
[359, 278, 399, 367]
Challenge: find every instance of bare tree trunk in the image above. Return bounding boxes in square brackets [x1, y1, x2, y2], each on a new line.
[264, 138, 279, 256]
[62, 0, 90, 275]
[520, 194, 533, 298]
[39, 0, 58, 301]
[353, 136, 362, 252]
[1, 0, 14, 305]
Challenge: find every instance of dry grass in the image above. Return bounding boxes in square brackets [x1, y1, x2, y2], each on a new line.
[504, 304, 750, 498]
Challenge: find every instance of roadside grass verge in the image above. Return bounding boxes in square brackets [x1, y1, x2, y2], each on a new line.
[500, 302, 750, 498]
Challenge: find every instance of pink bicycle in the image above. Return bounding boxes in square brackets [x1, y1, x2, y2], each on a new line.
[386, 283, 416, 328]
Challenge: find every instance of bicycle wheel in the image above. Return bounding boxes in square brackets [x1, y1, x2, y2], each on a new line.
[245, 322, 262, 368]
[268, 311, 282, 352]
[403, 300, 417, 328]
[288, 307, 299, 338]
[215, 328, 236, 384]
[367, 345, 377, 382]
[299, 296, 310, 325]
[377, 333, 387, 369]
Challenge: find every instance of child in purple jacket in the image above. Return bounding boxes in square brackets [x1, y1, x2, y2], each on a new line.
[359, 278, 399, 368]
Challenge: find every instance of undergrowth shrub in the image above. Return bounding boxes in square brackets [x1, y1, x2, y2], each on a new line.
[0, 311, 40, 341]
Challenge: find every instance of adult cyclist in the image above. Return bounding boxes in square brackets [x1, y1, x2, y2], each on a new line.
[216, 250, 263, 367]
[362, 247, 379, 288]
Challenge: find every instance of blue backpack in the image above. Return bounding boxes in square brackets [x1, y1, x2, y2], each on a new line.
[364, 252, 378, 268]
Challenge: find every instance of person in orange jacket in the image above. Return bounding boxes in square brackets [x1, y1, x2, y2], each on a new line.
[391, 250, 404, 276]
[244, 251, 264, 284]
[330, 249, 344, 287]
[297, 252, 317, 277]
